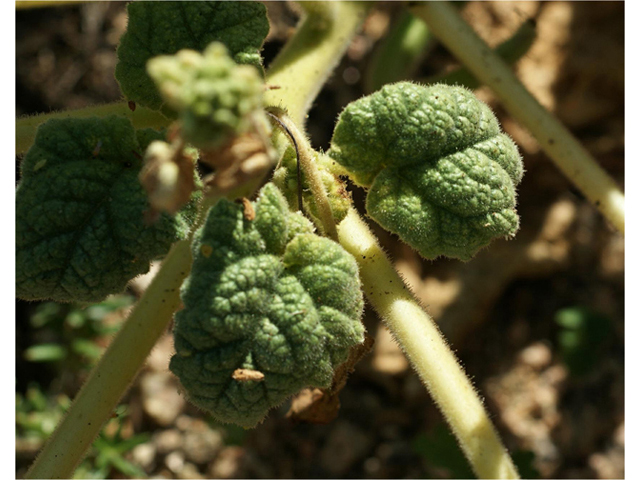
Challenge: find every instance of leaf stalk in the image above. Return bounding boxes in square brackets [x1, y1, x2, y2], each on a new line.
[264, 1, 371, 129]
[338, 209, 520, 479]
[266, 107, 339, 241]
[25, 239, 192, 479]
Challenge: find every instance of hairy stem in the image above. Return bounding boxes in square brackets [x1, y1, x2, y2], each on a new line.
[423, 18, 536, 89]
[16, 102, 169, 155]
[264, 4, 518, 476]
[338, 209, 519, 479]
[25, 186, 228, 480]
[412, 1, 624, 234]
[266, 108, 338, 241]
[264, 1, 371, 128]
[26, 239, 192, 479]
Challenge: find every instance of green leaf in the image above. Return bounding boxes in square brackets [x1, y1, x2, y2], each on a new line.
[328, 82, 524, 261]
[555, 306, 613, 377]
[413, 424, 475, 479]
[71, 339, 105, 361]
[115, 1, 269, 112]
[170, 184, 365, 428]
[365, 11, 432, 93]
[16, 116, 196, 303]
[511, 449, 540, 479]
[24, 344, 68, 362]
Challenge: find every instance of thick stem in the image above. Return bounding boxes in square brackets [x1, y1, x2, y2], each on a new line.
[26, 239, 191, 479]
[25, 186, 229, 480]
[264, 1, 371, 129]
[338, 209, 519, 479]
[16, 102, 169, 155]
[412, 1, 624, 234]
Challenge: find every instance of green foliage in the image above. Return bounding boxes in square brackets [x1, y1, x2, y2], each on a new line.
[413, 424, 539, 479]
[366, 11, 432, 93]
[16, 386, 145, 479]
[24, 296, 134, 368]
[555, 306, 614, 377]
[511, 450, 540, 479]
[115, 1, 269, 112]
[328, 82, 523, 261]
[78, 422, 149, 479]
[15, 3, 540, 476]
[147, 42, 266, 150]
[16, 116, 197, 303]
[413, 424, 475, 479]
[16, 384, 71, 446]
[272, 147, 351, 229]
[170, 183, 364, 427]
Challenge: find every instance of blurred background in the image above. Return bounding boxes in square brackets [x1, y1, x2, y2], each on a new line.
[16, 1, 624, 478]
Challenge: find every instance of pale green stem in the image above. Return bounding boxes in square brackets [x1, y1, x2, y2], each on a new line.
[262, 0, 371, 238]
[264, 1, 371, 129]
[338, 209, 519, 479]
[296, 1, 338, 24]
[266, 108, 338, 241]
[25, 189, 225, 480]
[412, 1, 624, 234]
[26, 239, 191, 479]
[266, 3, 518, 476]
[423, 18, 536, 89]
[16, 102, 169, 155]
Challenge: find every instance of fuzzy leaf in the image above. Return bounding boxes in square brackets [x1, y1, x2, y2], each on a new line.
[328, 82, 524, 261]
[16, 116, 196, 303]
[115, 1, 269, 112]
[170, 184, 364, 427]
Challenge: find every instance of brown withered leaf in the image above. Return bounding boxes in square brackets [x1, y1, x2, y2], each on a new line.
[237, 197, 256, 221]
[201, 130, 272, 194]
[287, 334, 374, 424]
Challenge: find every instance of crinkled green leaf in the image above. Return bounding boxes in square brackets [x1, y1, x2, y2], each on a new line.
[147, 42, 265, 150]
[328, 82, 524, 261]
[16, 116, 197, 303]
[115, 1, 269, 112]
[170, 184, 364, 427]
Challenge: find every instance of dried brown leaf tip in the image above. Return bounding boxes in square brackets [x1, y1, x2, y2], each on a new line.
[287, 387, 339, 424]
[200, 129, 273, 194]
[287, 334, 374, 424]
[238, 197, 256, 221]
